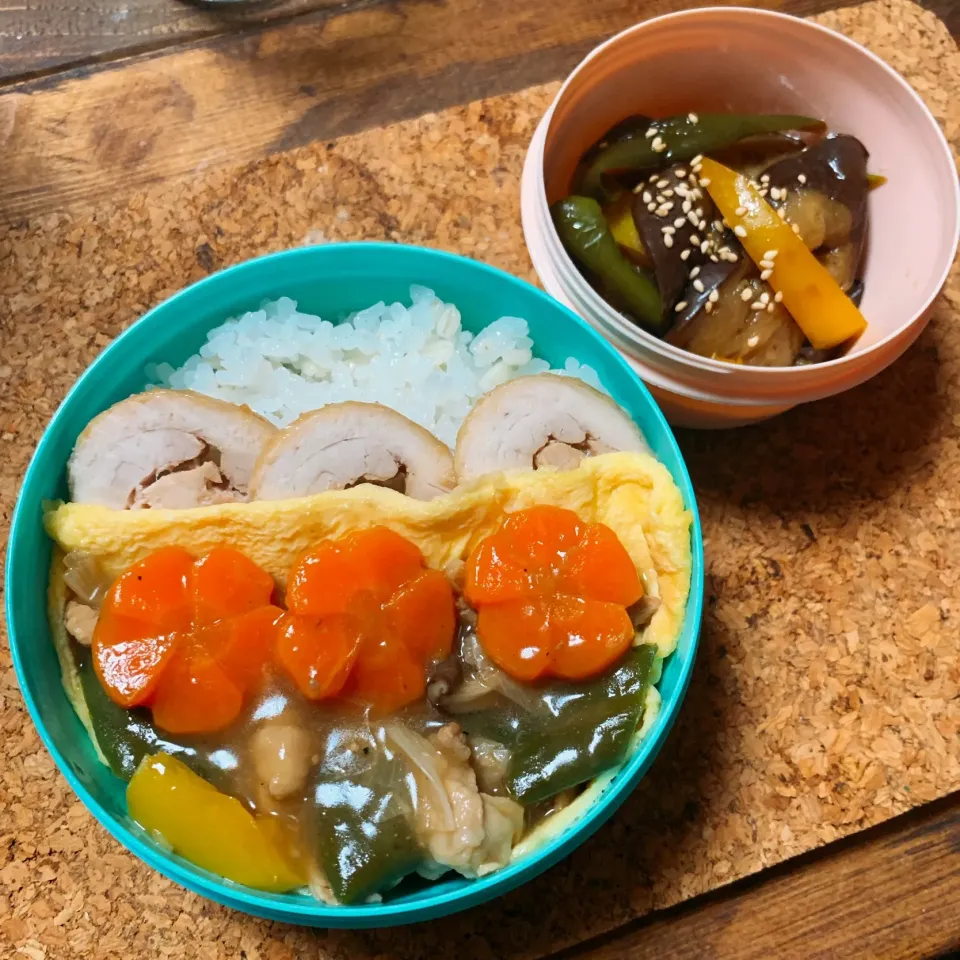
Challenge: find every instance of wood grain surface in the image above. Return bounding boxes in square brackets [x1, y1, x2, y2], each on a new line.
[0, 0, 884, 223]
[0, 0, 347, 83]
[559, 793, 960, 960]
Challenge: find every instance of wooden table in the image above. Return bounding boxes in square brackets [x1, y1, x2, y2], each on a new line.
[1, 3, 958, 959]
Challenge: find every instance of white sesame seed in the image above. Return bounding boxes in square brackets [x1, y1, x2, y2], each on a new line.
[647, 202, 657, 212]
[774, 291, 783, 303]
[643, 191, 653, 203]
[767, 303, 776, 313]
[633, 184, 644, 194]
[652, 137, 667, 153]
[656, 179, 670, 189]
[691, 163, 703, 174]
[760, 269, 773, 280]
[760, 174, 770, 184]
[695, 206, 704, 216]
[764, 249, 779, 260]
[735, 206, 747, 217]
[714, 220, 724, 232]
[750, 301, 765, 311]
[797, 173, 807, 184]
[759, 189, 768, 198]
[656, 205, 672, 216]
[723, 250, 739, 262]
[741, 288, 754, 302]
[680, 249, 691, 261]
[708, 289, 720, 303]
[705, 301, 714, 313]
[687, 112, 699, 123]
[663, 234, 674, 248]
[734, 225, 748, 238]
[710, 254, 719, 263]
[791, 223, 801, 234]
[691, 154, 704, 164]
[700, 240, 710, 253]
[645, 127, 657, 138]
[672, 217, 684, 228]
[693, 279, 705, 292]
[690, 266, 701, 278]
[769, 186, 781, 201]
[759, 260, 774, 270]
[682, 199, 692, 213]
[663, 189, 675, 197]
[687, 211, 700, 227]
[662, 225, 676, 234]
[760, 292, 770, 304]
[747, 335, 760, 348]
[674, 300, 688, 312]
[675, 168, 687, 178]
[689, 233, 701, 245]
[699, 177, 712, 187]
[777, 207, 787, 220]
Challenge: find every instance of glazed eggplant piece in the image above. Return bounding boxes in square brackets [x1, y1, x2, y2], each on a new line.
[630, 163, 722, 311]
[763, 134, 869, 292]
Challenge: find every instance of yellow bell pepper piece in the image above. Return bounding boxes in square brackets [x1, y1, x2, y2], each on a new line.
[699, 157, 867, 350]
[127, 753, 306, 892]
[603, 195, 647, 261]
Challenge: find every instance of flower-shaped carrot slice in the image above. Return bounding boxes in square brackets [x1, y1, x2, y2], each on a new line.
[93, 547, 281, 733]
[464, 506, 642, 682]
[277, 527, 455, 714]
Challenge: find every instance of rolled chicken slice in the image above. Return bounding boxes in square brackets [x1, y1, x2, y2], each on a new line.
[454, 374, 647, 482]
[68, 389, 277, 509]
[249, 401, 455, 501]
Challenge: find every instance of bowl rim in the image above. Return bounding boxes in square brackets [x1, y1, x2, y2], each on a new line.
[6, 241, 705, 927]
[536, 5, 960, 381]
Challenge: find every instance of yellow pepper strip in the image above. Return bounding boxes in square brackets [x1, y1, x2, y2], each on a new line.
[699, 157, 867, 350]
[603, 195, 647, 262]
[127, 753, 306, 892]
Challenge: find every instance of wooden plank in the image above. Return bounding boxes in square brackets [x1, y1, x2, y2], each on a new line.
[0, 0, 357, 83]
[0, 0, 874, 224]
[554, 793, 960, 960]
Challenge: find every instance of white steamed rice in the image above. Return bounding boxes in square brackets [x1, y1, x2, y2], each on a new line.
[149, 285, 606, 447]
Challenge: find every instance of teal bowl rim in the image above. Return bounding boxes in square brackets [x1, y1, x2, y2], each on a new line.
[6, 242, 704, 927]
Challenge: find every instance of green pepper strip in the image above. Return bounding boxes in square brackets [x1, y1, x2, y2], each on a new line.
[311, 738, 421, 904]
[551, 197, 663, 333]
[578, 113, 826, 203]
[76, 647, 204, 782]
[488, 645, 657, 806]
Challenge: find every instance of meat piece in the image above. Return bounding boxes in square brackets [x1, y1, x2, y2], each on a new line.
[249, 402, 455, 502]
[393, 723, 524, 877]
[68, 390, 276, 510]
[64, 600, 97, 646]
[132, 461, 236, 509]
[454, 375, 647, 483]
[250, 722, 314, 801]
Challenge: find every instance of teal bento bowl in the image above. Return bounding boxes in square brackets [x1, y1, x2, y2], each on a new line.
[6, 243, 703, 927]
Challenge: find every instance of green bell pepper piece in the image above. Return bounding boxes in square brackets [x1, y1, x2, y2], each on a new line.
[551, 197, 664, 332]
[76, 646, 204, 782]
[506, 644, 657, 805]
[578, 113, 826, 203]
[310, 729, 422, 904]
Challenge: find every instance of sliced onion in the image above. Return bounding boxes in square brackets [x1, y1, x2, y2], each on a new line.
[62, 551, 111, 608]
[385, 724, 455, 833]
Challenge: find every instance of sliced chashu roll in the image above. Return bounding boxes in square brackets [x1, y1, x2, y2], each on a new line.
[454, 374, 648, 482]
[68, 389, 277, 510]
[249, 401, 455, 502]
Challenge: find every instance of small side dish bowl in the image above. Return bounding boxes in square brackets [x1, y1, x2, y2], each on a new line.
[521, 7, 960, 427]
[6, 243, 703, 927]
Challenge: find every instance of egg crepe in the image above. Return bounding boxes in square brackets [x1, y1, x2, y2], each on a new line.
[46, 451, 692, 658]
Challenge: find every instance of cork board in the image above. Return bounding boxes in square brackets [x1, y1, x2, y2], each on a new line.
[0, 1, 958, 957]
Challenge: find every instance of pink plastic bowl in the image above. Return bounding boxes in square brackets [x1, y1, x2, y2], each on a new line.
[521, 7, 960, 427]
